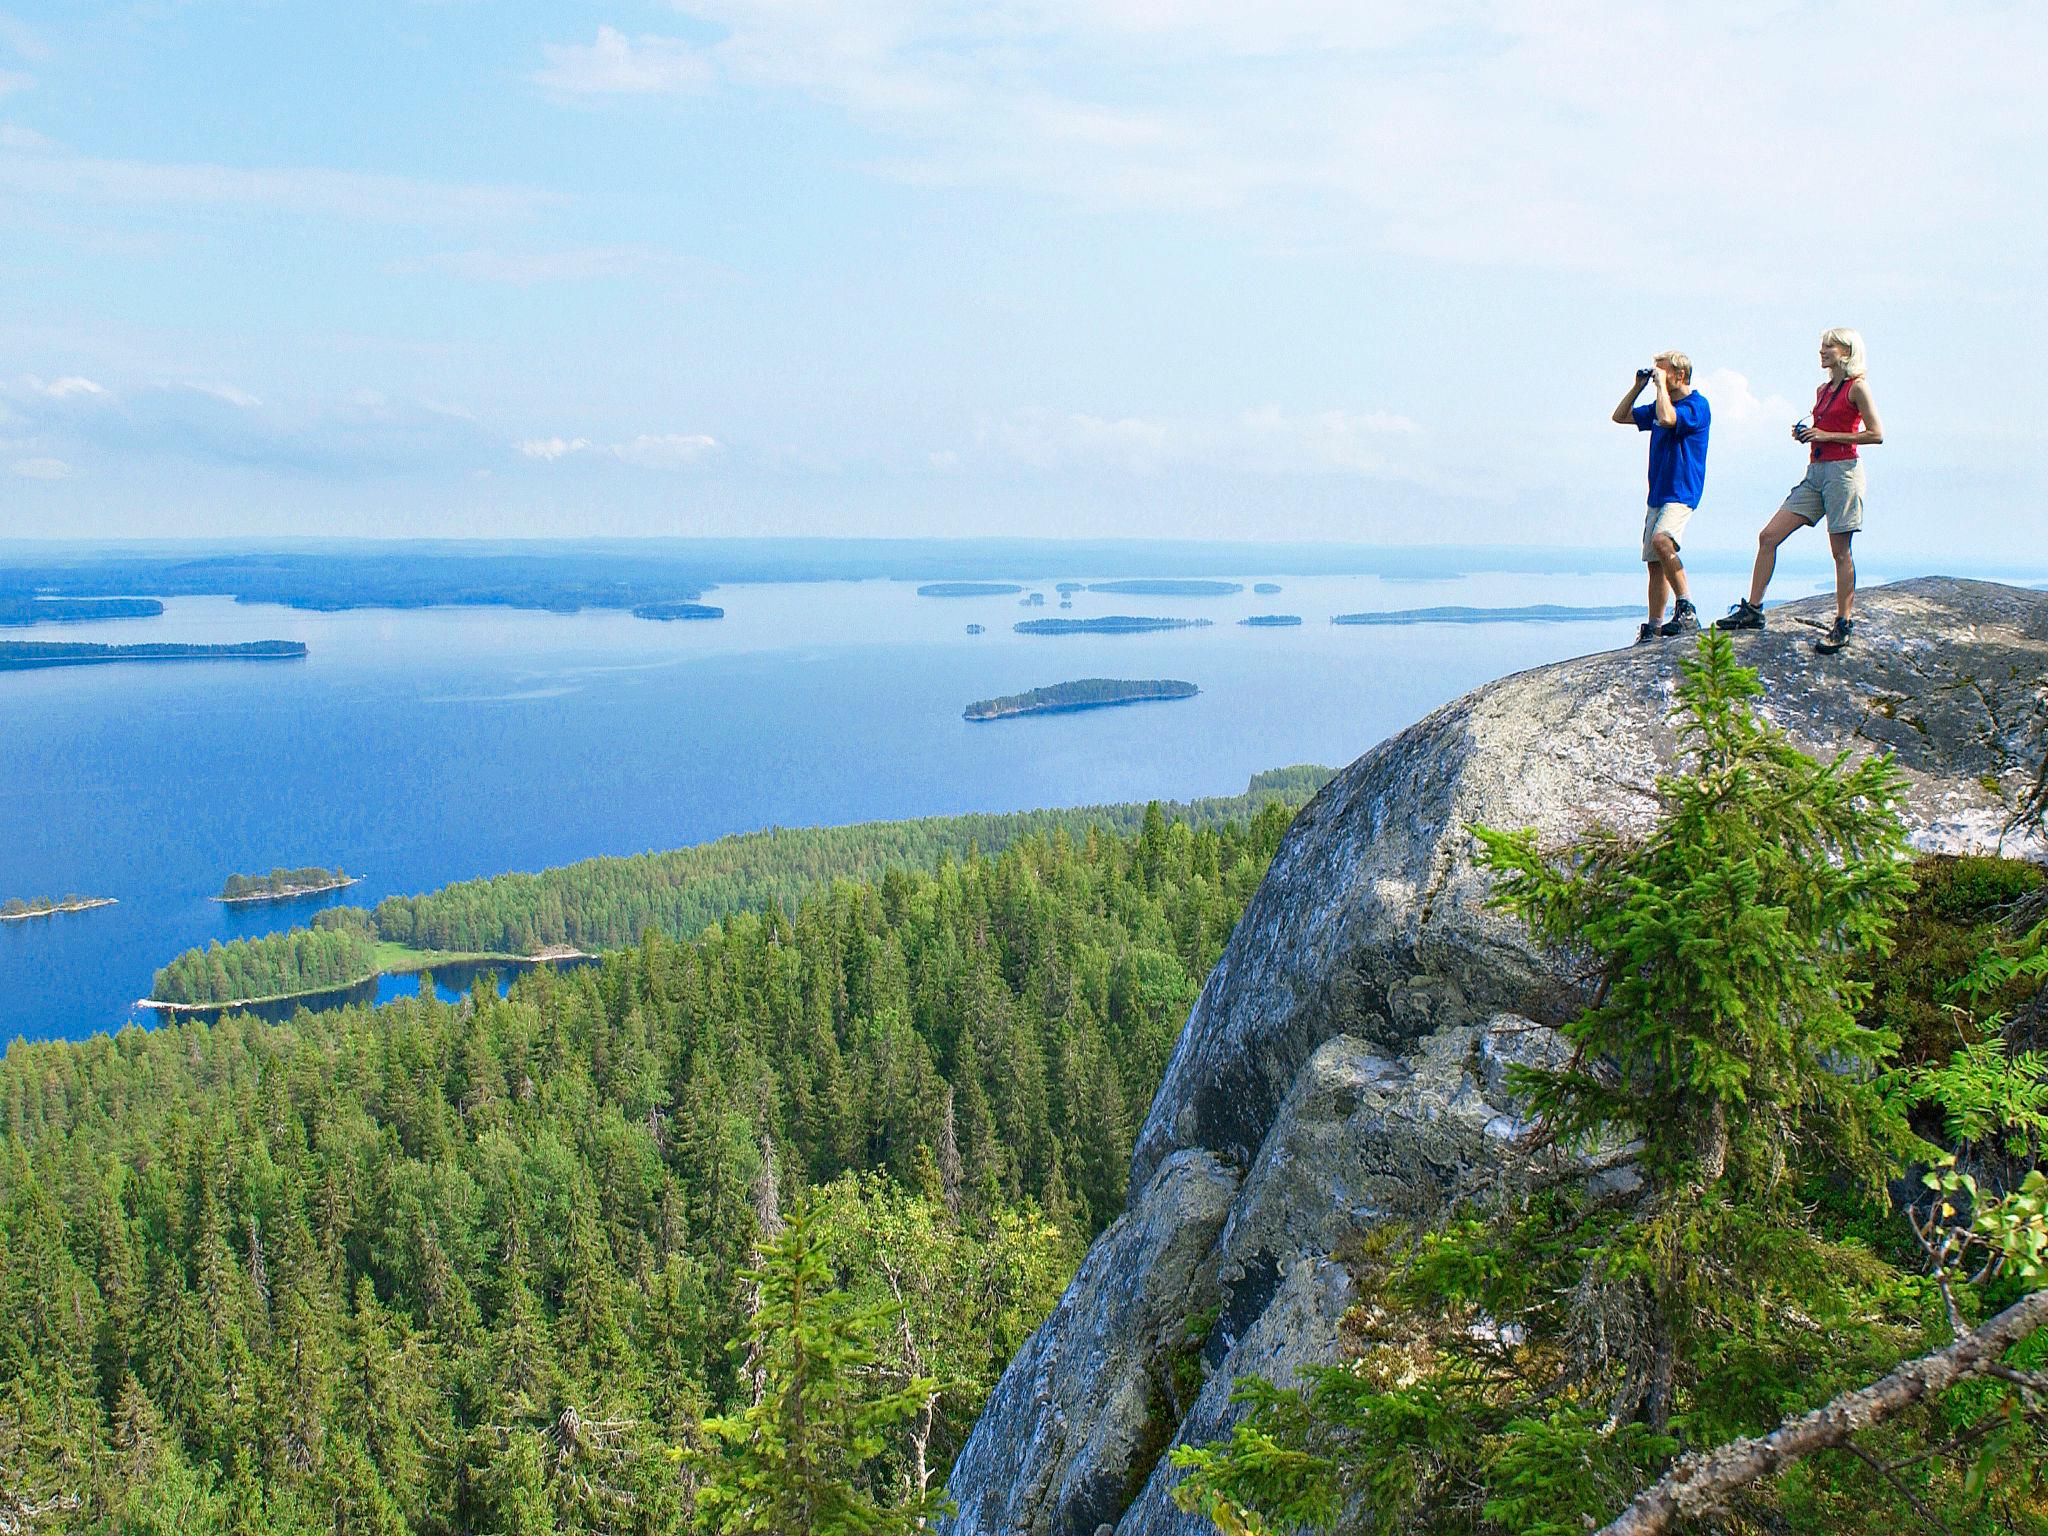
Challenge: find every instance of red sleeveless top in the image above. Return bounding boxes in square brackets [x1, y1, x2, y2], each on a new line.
[1811, 377, 1863, 463]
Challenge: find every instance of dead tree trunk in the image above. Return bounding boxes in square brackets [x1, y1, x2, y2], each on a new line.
[1598, 1285, 2048, 1536]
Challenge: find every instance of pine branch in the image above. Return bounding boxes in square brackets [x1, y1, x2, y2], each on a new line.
[1596, 1285, 2048, 1536]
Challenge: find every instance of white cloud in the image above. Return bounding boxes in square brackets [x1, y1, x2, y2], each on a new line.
[517, 436, 592, 461]
[0, 69, 30, 98]
[518, 432, 720, 468]
[534, 26, 713, 95]
[974, 404, 1422, 477]
[613, 432, 720, 468]
[1696, 367, 1798, 438]
[11, 456, 68, 478]
[550, 0, 2047, 289]
[0, 132, 556, 225]
[27, 374, 108, 400]
[3, 374, 495, 476]
[184, 381, 261, 409]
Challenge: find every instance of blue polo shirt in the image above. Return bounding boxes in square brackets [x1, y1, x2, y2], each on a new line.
[1633, 390, 1711, 508]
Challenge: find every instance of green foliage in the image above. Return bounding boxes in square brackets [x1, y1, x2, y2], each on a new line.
[148, 926, 377, 1005]
[1, 795, 1300, 1531]
[1473, 630, 1916, 1199]
[338, 768, 1319, 957]
[1170, 635, 2048, 1535]
[693, 1203, 943, 1535]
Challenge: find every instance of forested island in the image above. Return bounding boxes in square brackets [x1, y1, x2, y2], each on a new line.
[215, 866, 359, 903]
[1016, 615, 1212, 636]
[1238, 614, 1302, 627]
[146, 768, 1329, 985]
[1086, 579, 1242, 596]
[0, 894, 116, 920]
[0, 639, 306, 670]
[1253, 581, 1283, 594]
[964, 678, 1198, 720]
[630, 600, 725, 621]
[0, 596, 164, 625]
[146, 927, 379, 1007]
[1331, 603, 1642, 625]
[918, 581, 1024, 597]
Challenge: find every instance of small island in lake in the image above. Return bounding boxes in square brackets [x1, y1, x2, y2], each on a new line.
[918, 582, 1025, 598]
[1331, 604, 1640, 626]
[632, 601, 725, 621]
[1238, 614, 1303, 627]
[216, 867, 360, 904]
[964, 678, 1198, 720]
[965, 623, 986, 635]
[1253, 582, 1283, 594]
[1086, 579, 1243, 597]
[0, 596, 165, 626]
[0, 639, 307, 670]
[1015, 615, 1212, 636]
[1, 894, 117, 921]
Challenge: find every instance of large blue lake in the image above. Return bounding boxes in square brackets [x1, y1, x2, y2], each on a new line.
[0, 559, 1890, 1042]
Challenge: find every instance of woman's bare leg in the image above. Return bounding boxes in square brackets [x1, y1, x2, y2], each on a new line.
[1747, 509, 1809, 607]
[1829, 530, 1855, 619]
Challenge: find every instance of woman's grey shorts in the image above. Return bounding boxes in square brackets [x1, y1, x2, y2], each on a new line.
[1781, 460, 1865, 533]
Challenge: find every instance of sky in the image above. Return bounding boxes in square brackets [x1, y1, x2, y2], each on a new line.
[1, 1, 2042, 556]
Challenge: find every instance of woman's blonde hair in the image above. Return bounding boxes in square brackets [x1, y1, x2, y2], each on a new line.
[1820, 327, 1867, 378]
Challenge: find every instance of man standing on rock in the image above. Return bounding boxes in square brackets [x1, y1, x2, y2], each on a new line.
[1611, 350, 1711, 644]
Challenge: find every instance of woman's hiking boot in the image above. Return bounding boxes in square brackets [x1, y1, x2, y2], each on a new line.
[1714, 598, 1765, 631]
[1814, 616, 1854, 654]
[1659, 598, 1700, 637]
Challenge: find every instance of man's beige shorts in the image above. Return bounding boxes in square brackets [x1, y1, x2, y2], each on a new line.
[1641, 502, 1695, 562]
[1781, 460, 1865, 533]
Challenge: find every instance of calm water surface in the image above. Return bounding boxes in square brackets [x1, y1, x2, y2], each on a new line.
[1, 567, 1856, 1041]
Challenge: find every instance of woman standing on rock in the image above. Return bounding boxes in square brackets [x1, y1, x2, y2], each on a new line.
[1716, 328, 1886, 653]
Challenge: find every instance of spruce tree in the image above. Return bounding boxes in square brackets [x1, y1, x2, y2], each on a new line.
[693, 1202, 941, 1536]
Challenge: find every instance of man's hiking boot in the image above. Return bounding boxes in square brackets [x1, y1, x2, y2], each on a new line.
[1814, 616, 1854, 654]
[1659, 598, 1700, 637]
[1634, 621, 1658, 646]
[1714, 598, 1765, 631]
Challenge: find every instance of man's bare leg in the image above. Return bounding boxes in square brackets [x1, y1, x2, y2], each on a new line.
[1647, 562, 1668, 626]
[1651, 532, 1689, 605]
[1829, 529, 1855, 619]
[1747, 509, 1807, 607]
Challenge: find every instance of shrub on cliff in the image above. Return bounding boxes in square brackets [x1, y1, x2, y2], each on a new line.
[1174, 633, 2048, 1535]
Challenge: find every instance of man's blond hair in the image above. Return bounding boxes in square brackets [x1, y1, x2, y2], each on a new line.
[1655, 350, 1693, 383]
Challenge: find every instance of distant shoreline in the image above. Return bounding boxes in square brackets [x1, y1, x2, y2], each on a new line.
[136, 942, 595, 1013]
[1331, 604, 1642, 626]
[1015, 616, 1212, 636]
[0, 640, 308, 671]
[1, 897, 117, 921]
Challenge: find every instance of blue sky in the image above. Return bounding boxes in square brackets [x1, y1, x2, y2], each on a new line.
[2, 1, 2041, 556]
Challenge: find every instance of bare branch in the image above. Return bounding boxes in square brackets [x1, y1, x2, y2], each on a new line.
[1596, 1286, 2048, 1536]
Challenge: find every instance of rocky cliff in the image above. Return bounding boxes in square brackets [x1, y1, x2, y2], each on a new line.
[940, 577, 2048, 1536]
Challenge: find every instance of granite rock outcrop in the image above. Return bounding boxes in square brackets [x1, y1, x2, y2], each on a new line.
[939, 578, 2048, 1536]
